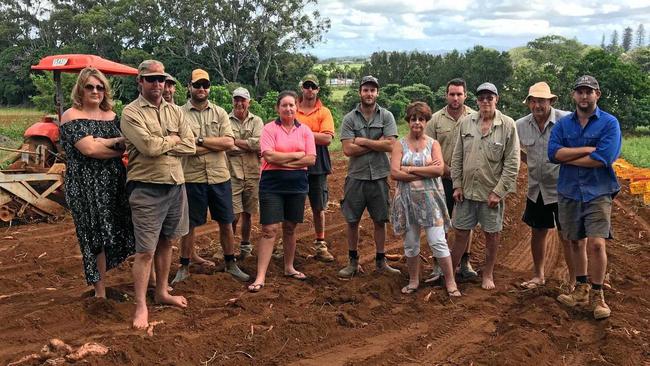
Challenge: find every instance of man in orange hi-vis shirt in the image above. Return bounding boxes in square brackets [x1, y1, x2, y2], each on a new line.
[296, 74, 336, 262]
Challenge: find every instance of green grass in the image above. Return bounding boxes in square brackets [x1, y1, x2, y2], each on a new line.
[0, 107, 44, 164]
[330, 88, 349, 103]
[621, 136, 650, 168]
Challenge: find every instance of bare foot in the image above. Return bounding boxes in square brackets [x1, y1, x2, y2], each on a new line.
[132, 303, 149, 329]
[154, 292, 188, 308]
[191, 255, 215, 268]
[171, 267, 190, 285]
[481, 276, 495, 290]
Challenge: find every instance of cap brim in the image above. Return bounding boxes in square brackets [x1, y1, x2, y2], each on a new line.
[140, 72, 166, 77]
[573, 85, 598, 90]
[233, 94, 250, 100]
[523, 93, 557, 103]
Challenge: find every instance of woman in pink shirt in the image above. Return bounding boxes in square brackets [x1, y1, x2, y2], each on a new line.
[248, 90, 316, 292]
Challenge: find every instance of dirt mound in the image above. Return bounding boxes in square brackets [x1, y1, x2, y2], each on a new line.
[1, 153, 649, 365]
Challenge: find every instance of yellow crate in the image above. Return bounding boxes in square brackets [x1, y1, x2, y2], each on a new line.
[630, 181, 646, 194]
[644, 192, 650, 205]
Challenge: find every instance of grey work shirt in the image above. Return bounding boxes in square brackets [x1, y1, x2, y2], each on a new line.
[340, 103, 398, 180]
[515, 108, 570, 204]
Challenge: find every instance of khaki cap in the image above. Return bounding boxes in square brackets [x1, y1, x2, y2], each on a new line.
[232, 87, 251, 100]
[138, 60, 165, 77]
[191, 69, 210, 83]
[523, 82, 557, 103]
[301, 74, 319, 87]
[164, 73, 178, 84]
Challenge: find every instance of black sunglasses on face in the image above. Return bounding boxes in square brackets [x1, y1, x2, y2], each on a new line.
[302, 83, 318, 90]
[191, 80, 211, 89]
[143, 75, 167, 83]
[84, 84, 105, 92]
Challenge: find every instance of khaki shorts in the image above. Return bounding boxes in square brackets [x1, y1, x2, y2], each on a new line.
[231, 177, 259, 214]
[558, 195, 613, 240]
[452, 199, 504, 233]
[128, 182, 189, 253]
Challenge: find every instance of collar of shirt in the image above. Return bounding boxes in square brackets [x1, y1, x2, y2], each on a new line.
[229, 111, 252, 123]
[569, 106, 603, 126]
[526, 108, 559, 133]
[297, 98, 324, 116]
[354, 103, 380, 116]
[186, 100, 215, 112]
[443, 105, 473, 119]
[136, 94, 169, 109]
[471, 110, 505, 129]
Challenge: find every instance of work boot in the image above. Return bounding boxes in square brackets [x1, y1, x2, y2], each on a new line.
[225, 260, 250, 282]
[460, 255, 478, 279]
[338, 257, 360, 278]
[314, 240, 334, 262]
[590, 289, 611, 319]
[238, 242, 253, 261]
[376, 257, 401, 275]
[557, 282, 590, 307]
[271, 241, 283, 259]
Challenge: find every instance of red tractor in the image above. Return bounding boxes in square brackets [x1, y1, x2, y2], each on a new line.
[0, 54, 137, 222]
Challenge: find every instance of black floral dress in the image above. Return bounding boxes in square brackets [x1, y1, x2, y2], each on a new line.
[59, 118, 135, 285]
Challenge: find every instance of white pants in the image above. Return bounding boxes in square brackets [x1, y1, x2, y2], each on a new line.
[403, 224, 449, 258]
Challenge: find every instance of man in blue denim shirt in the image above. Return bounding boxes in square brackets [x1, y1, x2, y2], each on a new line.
[548, 75, 621, 320]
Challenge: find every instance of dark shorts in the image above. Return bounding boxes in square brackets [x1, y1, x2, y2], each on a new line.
[441, 177, 454, 218]
[522, 193, 561, 230]
[308, 174, 329, 212]
[558, 195, 613, 241]
[341, 177, 390, 223]
[186, 181, 235, 227]
[128, 182, 189, 253]
[259, 191, 307, 225]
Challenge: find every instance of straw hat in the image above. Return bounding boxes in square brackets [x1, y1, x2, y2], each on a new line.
[523, 82, 557, 103]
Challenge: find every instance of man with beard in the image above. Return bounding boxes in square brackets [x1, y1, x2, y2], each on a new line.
[296, 74, 336, 262]
[450, 82, 520, 290]
[227, 87, 264, 261]
[516, 82, 574, 290]
[172, 69, 249, 284]
[121, 60, 196, 329]
[549, 75, 621, 320]
[425, 78, 477, 281]
[338, 75, 401, 278]
[163, 73, 178, 104]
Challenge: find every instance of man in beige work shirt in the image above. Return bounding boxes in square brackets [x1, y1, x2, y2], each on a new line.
[450, 82, 520, 290]
[425, 78, 477, 281]
[227, 87, 264, 260]
[121, 60, 196, 330]
[172, 69, 249, 284]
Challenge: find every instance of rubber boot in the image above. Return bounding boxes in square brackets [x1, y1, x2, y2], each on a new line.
[376, 257, 401, 275]
[338, 257, 360, 278]
[225, 260, 250, 282]
[590, 289, 611, 319]
[557, 282, 590, 307]
[460, 255, 478, 279]
[238, 242, 253, 261]
[314, 240, 334, 262]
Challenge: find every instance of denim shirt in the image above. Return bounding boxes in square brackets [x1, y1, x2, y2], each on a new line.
[548, 107, 621, 202]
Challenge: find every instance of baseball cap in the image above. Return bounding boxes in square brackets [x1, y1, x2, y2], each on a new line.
[301, 74, 319, 87]
[232, 87, 251, 100]
[523, 82, 557, 103]
[191, 69, 210, 83]
[164, 73, 178, 84]
[476, 82, 498, 96]
[138, 60, 165, 77]
[573, 75, 599, 90]
[360, 75, 380, 88]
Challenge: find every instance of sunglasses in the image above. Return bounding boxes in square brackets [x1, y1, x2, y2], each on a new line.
[143, 75, 167, 83]
[191, 80, 211, 89]
[302, 83, 318, 90]
[84, 84, 105, 92]
[477, 95, 495, 102]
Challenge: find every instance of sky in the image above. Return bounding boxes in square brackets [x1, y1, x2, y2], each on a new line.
[306, 0, 650, 59]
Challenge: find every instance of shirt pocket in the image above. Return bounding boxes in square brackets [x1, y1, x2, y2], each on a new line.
[461, 133, 474, 155]
[486, 141, 505, 162]
[207, 120, 223, 136]
[436, 127, 451, 142]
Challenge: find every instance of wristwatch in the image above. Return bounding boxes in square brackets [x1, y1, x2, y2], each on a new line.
[196, 137, 204, 146]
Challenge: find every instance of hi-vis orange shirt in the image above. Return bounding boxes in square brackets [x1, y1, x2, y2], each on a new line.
[296, 98, 335, 136]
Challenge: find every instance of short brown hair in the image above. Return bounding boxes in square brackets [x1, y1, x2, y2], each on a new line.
[276, 90, 298, 107]
[70, 67, 114, 112]
[405, 101, 432, 122]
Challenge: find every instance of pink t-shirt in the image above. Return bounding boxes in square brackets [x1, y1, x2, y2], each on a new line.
[260, 120, 316, 171]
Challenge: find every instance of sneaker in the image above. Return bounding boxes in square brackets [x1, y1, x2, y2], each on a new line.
[460, 256, 478, 279]
[225, 261, 250, 282]
[338, 258, 360, 278]
[590, 289, 611, 319]
[376, 258, 401, 275]
[238, 243, 253, 261]
[314, 240, 334, 262]
[557, 282, 590, 307]
[271, 241, 284, 259]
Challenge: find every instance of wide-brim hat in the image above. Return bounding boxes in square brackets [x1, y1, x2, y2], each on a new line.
[523, 82, 557, 103]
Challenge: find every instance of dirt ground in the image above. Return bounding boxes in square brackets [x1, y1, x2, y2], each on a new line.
[1, 152, 649, 366]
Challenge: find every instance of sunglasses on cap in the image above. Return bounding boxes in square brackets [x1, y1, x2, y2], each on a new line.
[84, 84, 105, 92]
[143, 75, 167, 83]
[302, 82, 318, 90]
[191, 80, 211, 89]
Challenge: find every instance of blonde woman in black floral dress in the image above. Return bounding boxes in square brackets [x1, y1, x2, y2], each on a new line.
[59, 67, 135, 298]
